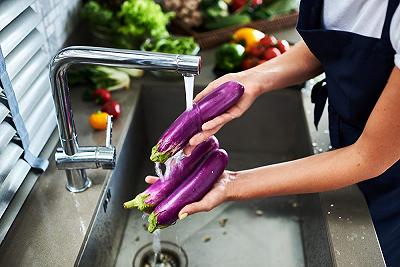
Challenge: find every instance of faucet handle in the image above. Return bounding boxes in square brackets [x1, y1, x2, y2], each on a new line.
[105, 115, 113, 148]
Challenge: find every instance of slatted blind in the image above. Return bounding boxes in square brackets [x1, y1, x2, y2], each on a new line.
[0, 0, 57, 220]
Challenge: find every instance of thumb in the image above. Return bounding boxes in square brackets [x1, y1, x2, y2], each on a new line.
[178, 201, 212, 220]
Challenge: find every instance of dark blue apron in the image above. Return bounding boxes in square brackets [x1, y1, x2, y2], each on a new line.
[297, 0, 400, 265]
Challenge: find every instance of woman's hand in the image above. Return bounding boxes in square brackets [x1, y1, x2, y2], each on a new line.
[144, 171, 237, 220]
[184, 71, 263, 155]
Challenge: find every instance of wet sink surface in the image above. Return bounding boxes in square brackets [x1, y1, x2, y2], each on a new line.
[76, 84, 333, 267]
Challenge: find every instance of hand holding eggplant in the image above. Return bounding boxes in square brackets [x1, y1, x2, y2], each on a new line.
[184, 72, 262, 155]
[150, 81, 245, 163]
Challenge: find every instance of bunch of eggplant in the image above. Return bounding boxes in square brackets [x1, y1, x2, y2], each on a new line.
[123, 81, 244, 233]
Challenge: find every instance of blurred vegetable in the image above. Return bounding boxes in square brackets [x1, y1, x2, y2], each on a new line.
[116, 68, 144, 77]
[249, 43, 266, 57]
[232, 27, 265, 51]
[163, 0, 203, 27]
[81, 1, 118, 28]
[118, 0, 174, 41]
[81, 0, 174, 49]
[89, 111, 109, 130]
[101, 100, 122, 120]
[251, 0, 297, 20]
[263, 47, 281, 60]
[231, 0, 263, 11]
[141, 37, 199, 55]
[203, 0, 229, 20]
[259, 35, 277, 47]
[94, 88, 112, 105]
[68, 66, 130, 91]
[277, 39, 290, 53]
[241, 56, 259, 69]
[215, 43, 245, 72]
[205, 13, 251, 30]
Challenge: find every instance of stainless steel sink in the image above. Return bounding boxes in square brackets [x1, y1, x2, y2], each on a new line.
[75, 84, 333, 267]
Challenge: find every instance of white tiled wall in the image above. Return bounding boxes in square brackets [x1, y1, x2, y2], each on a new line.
[31, 0, 81, 56]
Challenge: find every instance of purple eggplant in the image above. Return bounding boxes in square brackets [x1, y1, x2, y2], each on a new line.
[123, 136, 219, 212]
[148, 149, 228, 233]
[150, 81, 244, 163]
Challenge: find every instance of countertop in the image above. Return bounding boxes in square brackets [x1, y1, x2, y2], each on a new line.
[0, 29, 385, 266]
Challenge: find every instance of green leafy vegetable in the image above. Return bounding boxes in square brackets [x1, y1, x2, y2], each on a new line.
[81, 0, 174, 49]
[68, 66, 130, 91]
[141, 37, 199, 55]
[117, 0, 174, 41]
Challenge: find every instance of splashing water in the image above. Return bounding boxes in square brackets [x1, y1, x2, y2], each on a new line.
[155, 162, 164, 181]
[152, 229, 161, 267]
[184, 75, 194, 110]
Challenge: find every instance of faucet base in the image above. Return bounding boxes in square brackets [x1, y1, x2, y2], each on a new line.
[65, 169, 92, 193]
[66, 178, 92, 193]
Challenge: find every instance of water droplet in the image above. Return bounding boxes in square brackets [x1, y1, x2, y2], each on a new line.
[312, 142, 318, 147]
[330, 204, 334, 207]
[327, 211, 331, 215]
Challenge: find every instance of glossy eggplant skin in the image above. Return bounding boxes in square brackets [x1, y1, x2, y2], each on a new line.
[150, 81, 244, 163]
[148, 149, 229, 233]
[123, 137, 219, 212]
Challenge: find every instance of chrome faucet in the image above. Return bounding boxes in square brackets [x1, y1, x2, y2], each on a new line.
[49, 46, 201, 192]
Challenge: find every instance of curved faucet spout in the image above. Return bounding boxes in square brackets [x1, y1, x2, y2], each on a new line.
[49, 46, 202, 192]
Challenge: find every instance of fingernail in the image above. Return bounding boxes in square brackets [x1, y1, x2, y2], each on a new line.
[179, 213, 188, 220]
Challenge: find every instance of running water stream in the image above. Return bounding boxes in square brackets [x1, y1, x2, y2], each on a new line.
[151, 75, 195, 265]
[152, 229, 161, 267]
[184, 75, 194, 110]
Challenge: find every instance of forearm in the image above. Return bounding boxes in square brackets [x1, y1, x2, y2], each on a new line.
[243, 41, 323, 94]
[227, 143, 374, 200]
[227, 67, 400, 200]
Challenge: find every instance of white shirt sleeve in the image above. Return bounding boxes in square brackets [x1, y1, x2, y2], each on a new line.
[391, 5, 400, 68]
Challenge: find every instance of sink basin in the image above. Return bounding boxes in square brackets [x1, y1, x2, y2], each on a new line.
[75, 84, 333, 267]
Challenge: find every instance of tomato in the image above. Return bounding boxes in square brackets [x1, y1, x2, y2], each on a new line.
[257, 59, 267, 65]
[249, 43, 266, 58]
[94, 88, 112, 105]
[263, 47, 281, 60]
[232, 0, 263, 11]
[101, 100, 122, 120]
[277, 40, 290, 53]
[241, 57, 259, 70]
[89, 111, 108, 130]
[259, 35, 278, 48]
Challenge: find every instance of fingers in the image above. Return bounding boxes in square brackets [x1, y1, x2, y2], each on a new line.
[202, 112, 237, 131]
[178, 201, 213, 219]
[145, 176, 158, 184]
[188, 125, 223, 148]
[194, 75, 232, 102]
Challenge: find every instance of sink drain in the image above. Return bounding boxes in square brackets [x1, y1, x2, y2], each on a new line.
[133, 241, 188, 267]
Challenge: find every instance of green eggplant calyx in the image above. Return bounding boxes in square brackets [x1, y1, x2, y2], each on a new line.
[150, 144, 171, 164]
[147, 212, 168, 233]
[148, 212, 158, 233]
[123, 193, 152, 211]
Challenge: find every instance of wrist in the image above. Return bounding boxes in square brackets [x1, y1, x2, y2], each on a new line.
[239, 67, 274, 96]
[224, 171, 241, 201]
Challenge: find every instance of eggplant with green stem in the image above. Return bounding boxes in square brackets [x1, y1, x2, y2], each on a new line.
[148, 149, 228, 233]
[123, 136, 219, 212]
[150, 81, 244, 163]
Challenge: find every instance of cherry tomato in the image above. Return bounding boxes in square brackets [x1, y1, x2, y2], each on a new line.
[89, 111, 108, 130]
[277, 40, 290, 53]
[257, 59, 267, 65]
[259, 35, 278, 48]
[101, 100, 122, 120]
[241, 57, 259, 70]
[249, 43, 266, 58]
[94, 88, 112, 105]
[264, 47, 281, 60]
